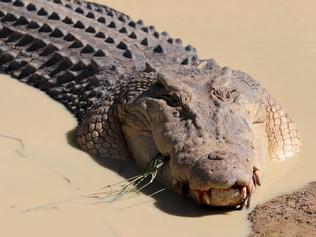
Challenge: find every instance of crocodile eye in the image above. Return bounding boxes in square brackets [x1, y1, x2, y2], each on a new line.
[160, 90, 190, 107]
[211, 88, 238, 102]
[153, 79, 191, 106]
[161, 92, 181, 107]
[170, 90, 190, 106]
[171, 91, 182, 104]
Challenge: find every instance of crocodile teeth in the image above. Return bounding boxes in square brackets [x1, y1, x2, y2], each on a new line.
[202, 191, 211, 205]
[253, 170, 261, 186]
[241, 186, 247, 200]
[246, 180, 254, 208]
[193, 187, 247, 206]
[210, 188, 242, 204]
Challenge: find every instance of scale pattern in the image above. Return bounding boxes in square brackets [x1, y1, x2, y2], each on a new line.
[0, 0, 199, 118]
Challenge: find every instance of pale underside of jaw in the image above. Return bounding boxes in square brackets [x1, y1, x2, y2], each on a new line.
[190, 170, 261, 209]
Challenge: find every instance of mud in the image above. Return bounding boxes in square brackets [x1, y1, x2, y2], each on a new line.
[249, 182, 316, 237]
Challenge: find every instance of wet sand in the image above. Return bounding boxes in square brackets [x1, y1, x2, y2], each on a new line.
[0, 0, 316, 236]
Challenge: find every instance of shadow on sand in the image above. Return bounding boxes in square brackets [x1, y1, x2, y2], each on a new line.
[66, 129, 240, 217]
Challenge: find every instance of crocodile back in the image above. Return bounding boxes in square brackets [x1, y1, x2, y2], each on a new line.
[0, 0, 199, 119]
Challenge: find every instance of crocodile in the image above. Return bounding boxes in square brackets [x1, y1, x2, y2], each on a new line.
[0, 0, 302, 208]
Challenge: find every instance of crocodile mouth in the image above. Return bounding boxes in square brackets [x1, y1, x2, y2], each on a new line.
[157, 151, 261, 209]
[179, 170, 261, 209]
[191, 184, 251, 209]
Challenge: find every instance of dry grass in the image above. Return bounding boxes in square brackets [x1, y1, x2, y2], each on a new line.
[20, 156, 165, 213]
[87, 156, 165, 201]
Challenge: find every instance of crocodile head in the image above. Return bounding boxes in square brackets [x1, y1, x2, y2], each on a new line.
[118, 60, 301, 208]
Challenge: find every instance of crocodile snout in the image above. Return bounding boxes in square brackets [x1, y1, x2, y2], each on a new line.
[189, 150, 253, 191]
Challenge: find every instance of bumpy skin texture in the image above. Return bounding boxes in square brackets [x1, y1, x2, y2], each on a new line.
[0, 0, 302, 207]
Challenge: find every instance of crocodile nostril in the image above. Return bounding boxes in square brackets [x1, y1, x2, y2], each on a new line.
[207, 153, 224, 160]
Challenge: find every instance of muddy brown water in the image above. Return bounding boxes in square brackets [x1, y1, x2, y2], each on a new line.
[0, 1, 315, 236]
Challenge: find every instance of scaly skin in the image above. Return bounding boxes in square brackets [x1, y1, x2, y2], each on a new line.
[0, 0, 302, 208]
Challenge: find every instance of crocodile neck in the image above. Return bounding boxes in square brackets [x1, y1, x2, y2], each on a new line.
[0, 0, 199, 120]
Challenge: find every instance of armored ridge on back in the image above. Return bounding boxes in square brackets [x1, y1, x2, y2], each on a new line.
[0, 0, 198, 118]
[0, 0, 302, 208]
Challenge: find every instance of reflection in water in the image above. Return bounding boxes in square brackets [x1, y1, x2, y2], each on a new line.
[0, 0, 315, 236]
